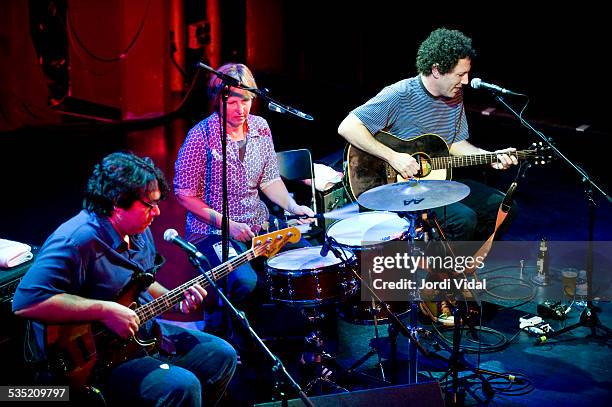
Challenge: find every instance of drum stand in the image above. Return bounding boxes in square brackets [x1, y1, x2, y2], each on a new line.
[300, 305, 348, 395]
[343, 294, 388, 383]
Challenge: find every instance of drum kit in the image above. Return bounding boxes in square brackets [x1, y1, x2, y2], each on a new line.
[264, 179, 471, 393]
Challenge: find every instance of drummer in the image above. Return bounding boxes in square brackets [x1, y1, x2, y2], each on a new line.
[173, 63, 314, 343]
[338, 28, 518, 242]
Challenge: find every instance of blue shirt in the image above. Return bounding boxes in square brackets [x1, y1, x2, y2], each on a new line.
[352, 75, 469, 144]
[13, 209, 161, 355]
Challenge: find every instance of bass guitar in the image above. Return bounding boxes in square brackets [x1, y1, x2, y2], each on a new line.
[45, 227, 300, 388]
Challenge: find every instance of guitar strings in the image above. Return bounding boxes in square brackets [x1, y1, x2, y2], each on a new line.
[425, 151, 534, 169]
[136, 238, 286, 322]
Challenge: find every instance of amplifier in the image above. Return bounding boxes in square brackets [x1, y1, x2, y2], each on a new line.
[317, 183, 351, 229]
[0, 252, 37, 384]
[0, 253, 36, 304]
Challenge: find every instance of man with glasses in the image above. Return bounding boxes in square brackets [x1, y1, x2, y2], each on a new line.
[13, 151, 236, 406]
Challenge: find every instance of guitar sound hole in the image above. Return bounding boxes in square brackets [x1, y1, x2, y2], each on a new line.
[414, 153, 431, 178]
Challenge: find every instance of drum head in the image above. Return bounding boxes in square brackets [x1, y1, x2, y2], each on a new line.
[267, 246, 345, 271]
[327, 211, 410, 248]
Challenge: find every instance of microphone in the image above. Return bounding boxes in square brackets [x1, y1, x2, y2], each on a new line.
[268, 101, 285, 114]
[196, 62, 241, 87]
[268, 101, 314, 121]
[163, 229, 207, 261]
[320, 235, 332, 257]
[470, 78, 522, 96]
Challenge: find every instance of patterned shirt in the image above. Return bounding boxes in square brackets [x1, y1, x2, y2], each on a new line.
[353, 75, 469, 144]
[174, 112, 280, 239]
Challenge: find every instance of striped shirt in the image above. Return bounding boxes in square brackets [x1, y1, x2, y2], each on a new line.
[352, 75, 469, 144]
[174, 112, 280, 239]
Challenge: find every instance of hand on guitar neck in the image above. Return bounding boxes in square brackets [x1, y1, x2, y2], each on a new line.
[229, 220, 256, 242]
[480, 147, 518, 170]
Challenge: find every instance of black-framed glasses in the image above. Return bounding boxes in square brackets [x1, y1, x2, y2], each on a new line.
[138, 198, 160, 212]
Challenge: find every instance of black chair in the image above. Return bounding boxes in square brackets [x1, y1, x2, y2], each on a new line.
[275, 148, 318, 225]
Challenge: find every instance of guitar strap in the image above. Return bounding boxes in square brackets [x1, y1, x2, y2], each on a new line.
[468, 206, 510, 271]
[465, 181, 517, 276]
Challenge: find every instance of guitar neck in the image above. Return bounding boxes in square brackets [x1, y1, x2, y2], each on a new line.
[135, 247, 257, 324]
[430, 151, 529, 170]
[131, 227, 299, 324]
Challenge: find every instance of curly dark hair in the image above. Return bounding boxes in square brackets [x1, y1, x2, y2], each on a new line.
[416, 28, 476, 75]
[84, 151, 170, 217]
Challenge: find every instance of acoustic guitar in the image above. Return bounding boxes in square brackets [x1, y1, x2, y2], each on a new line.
[344, 131, 548, 200]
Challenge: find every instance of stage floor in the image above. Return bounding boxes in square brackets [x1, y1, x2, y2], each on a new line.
[219, 268, 612, 406]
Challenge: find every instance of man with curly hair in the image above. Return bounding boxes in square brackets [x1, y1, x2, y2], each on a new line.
[13, 152, 236, 406]
[339, 28, 518, 242]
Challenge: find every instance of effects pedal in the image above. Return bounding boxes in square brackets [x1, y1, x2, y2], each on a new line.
[519, 315, 554, 336]
[537, 301, 569, 320]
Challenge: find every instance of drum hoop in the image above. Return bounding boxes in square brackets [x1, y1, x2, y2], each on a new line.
[267, 267, 334, 276]
[327, 211, 410, 247]
[273, 298, 329, 306]
[267, 246, 348, 268]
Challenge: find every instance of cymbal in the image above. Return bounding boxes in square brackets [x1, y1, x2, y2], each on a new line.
[357, 180, 470, 211]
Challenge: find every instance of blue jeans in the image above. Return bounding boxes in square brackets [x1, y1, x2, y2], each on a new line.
[105, 323, 237, 406]
[432, 179, 518, 241]
[193, 217, 311, 342]
[194, 218, 311, 305]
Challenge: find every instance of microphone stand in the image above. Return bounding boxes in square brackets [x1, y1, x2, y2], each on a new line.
[197, 62, 314, 121]
[494, 95, 611, 342]
[221, 84, 230, 262]
[187, 254, 315, 407]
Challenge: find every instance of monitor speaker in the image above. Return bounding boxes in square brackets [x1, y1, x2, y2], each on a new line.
[254, 382, 444, 407]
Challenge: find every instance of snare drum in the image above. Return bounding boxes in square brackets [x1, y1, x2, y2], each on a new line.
[327, 211, 411, 250]
[266, 246, 356, 307]
[328, 211, 412, 323]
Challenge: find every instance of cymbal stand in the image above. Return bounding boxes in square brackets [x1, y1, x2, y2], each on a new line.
[399, 210, 503, 405]
[325, 237, 427, 384]
[436, 306, 494, 406]
[343, 268, 388, 383]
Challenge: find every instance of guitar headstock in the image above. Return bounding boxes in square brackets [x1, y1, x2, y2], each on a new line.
[521, 141, 553, 166]
[251, 226, 301, 258]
